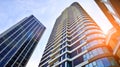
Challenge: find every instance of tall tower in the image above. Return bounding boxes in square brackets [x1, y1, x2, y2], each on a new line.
[0, 15, 46, 67]
[39, 2, 119, 67]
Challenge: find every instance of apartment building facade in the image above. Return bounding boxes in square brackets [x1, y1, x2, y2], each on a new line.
[39, 2, 119, 67]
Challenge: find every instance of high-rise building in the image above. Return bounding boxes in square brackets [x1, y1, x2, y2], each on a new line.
[95, 0, 120, 64]
[39, 2, 119, 67]
[0, 15, 46, 67]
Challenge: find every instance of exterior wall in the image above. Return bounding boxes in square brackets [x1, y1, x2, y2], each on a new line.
[95, 0, 120, 32]
[95, 0, 120, 64]
[39, 2, 119, 67]
[109, 0, 120, 21]
[106, 28, 120, 64]
[0, 15, 45, 67]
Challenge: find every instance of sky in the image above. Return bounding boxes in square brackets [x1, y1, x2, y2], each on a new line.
[0, 0, 113, 67]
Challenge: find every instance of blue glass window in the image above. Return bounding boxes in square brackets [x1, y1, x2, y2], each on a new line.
[102, 58, 111, 67]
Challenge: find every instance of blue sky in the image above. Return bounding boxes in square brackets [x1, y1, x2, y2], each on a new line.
[0, 0, 113, 67]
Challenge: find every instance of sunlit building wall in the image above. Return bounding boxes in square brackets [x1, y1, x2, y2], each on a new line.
[106, 27, 120, 64]
[95, 0, 120, 31]
[95, 0, 120, 64]
[0, 15, 46, 67]
[39, 2, 119, 67]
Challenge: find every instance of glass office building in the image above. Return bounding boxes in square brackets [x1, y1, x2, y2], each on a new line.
[39, 2, 119, 67]
[0, 15, 46, 67]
